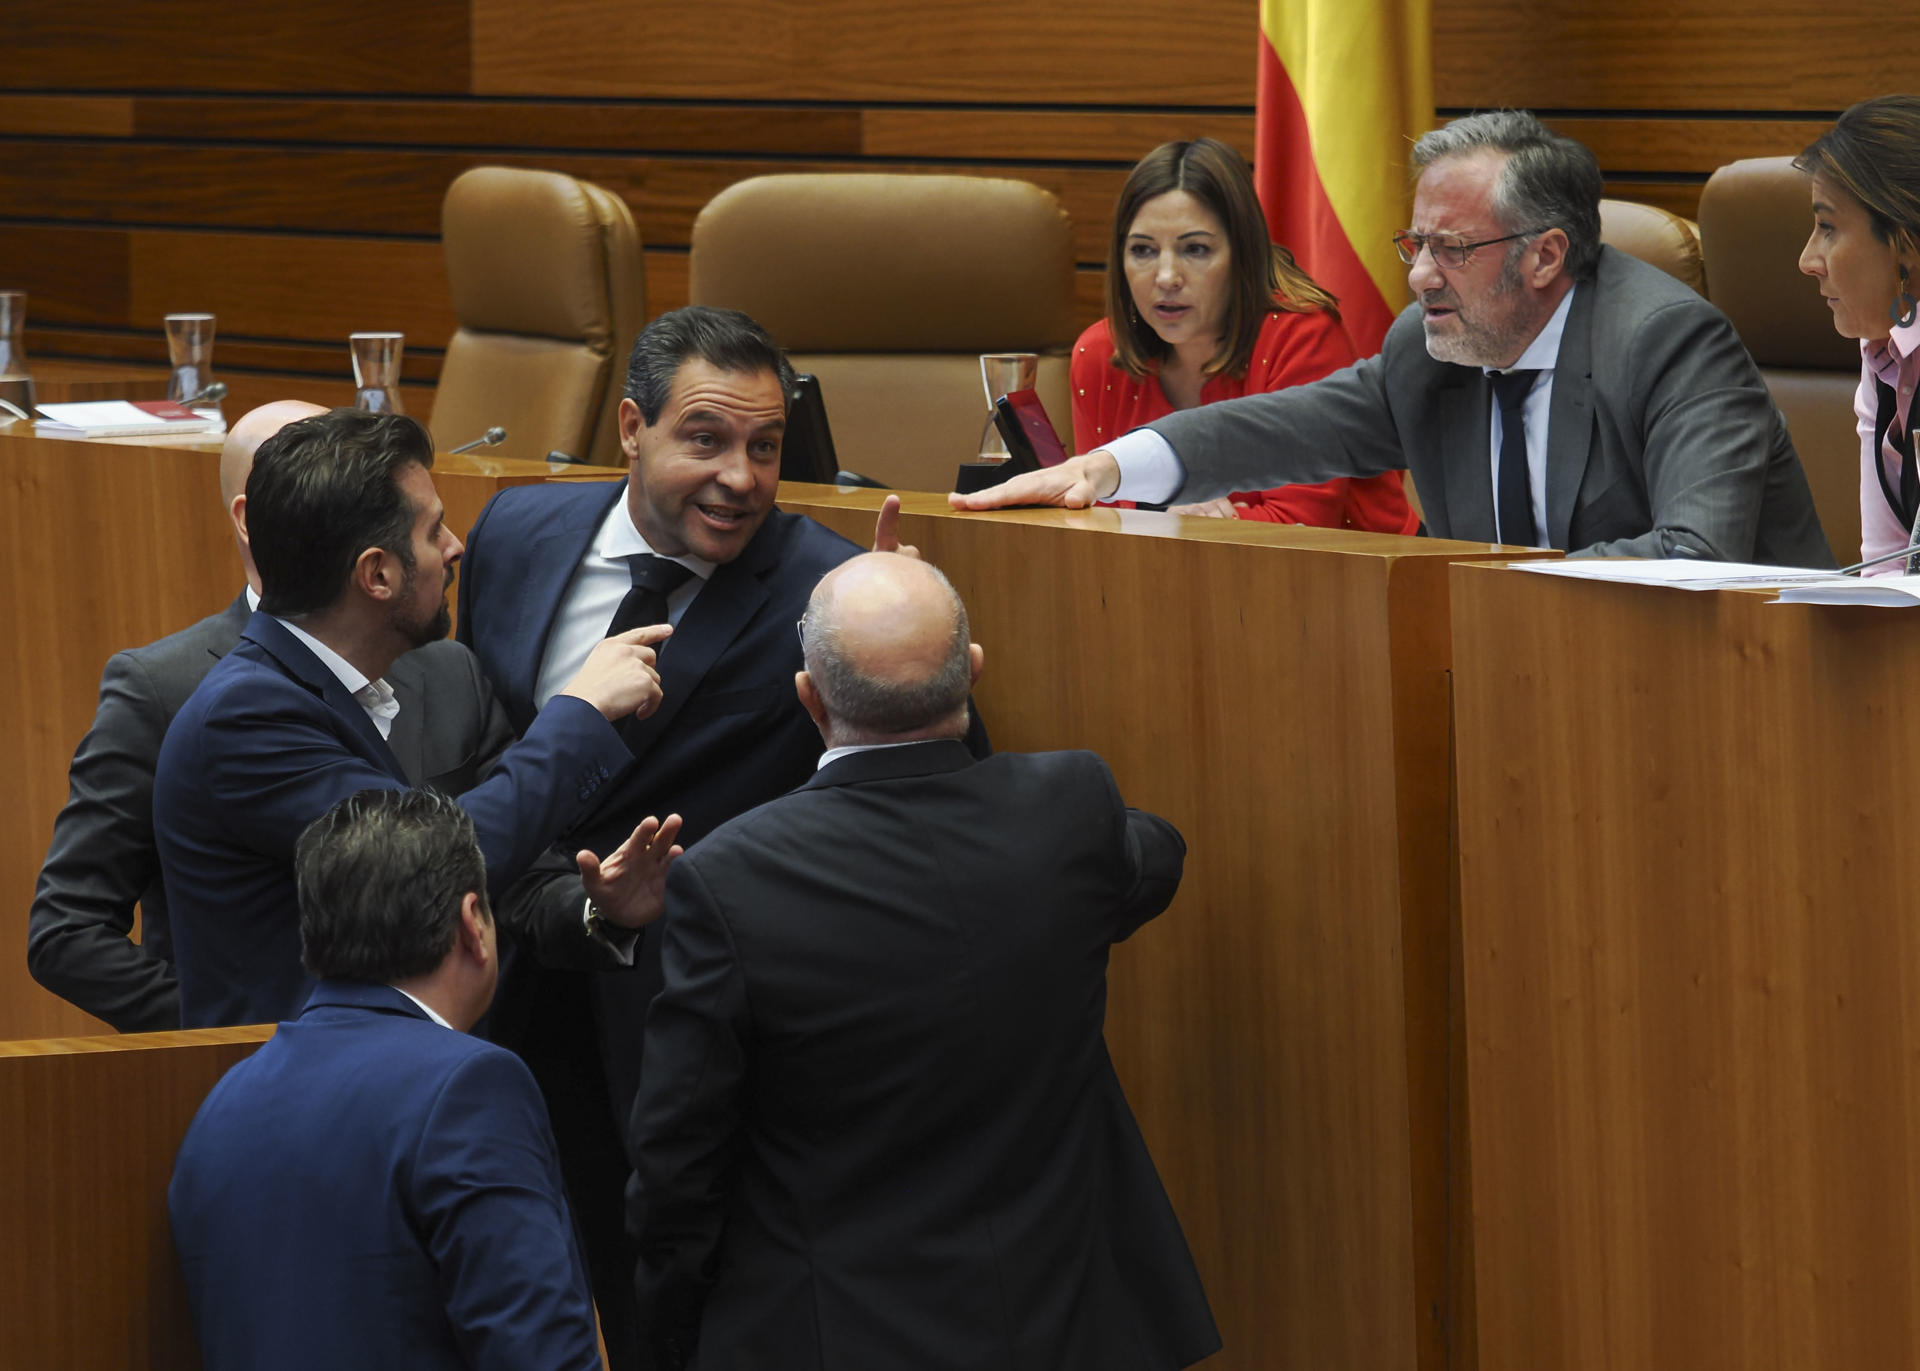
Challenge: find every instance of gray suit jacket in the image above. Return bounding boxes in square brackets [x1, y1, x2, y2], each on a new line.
[28, 595, 612, 1033]
[1149, 245, 1834, 566]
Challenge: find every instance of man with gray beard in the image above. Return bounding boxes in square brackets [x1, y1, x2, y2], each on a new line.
[952, 109, 1833, 567]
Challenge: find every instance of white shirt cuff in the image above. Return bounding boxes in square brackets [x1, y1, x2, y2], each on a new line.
[1103, 428, 1183, 504]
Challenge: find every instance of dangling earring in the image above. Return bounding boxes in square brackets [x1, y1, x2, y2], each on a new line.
[1893, 265, 1917, 329]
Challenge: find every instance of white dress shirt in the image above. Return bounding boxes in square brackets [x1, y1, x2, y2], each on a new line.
[1101, 286, 1581, 542]
[394, 987, 452, 1028]
[533, 495, 714, 711]
[815, 738, 937, 771]
[276, 617, 401, 741]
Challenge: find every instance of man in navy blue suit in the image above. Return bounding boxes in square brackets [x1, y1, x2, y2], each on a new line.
[457, 306, 980, 1369]
[170, 787, 603, 1371]
[156, 408, 683, 1029]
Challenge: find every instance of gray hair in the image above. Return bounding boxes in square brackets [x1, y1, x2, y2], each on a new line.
[801, 565, 972, 736]
[1410, 110, 1604, 283]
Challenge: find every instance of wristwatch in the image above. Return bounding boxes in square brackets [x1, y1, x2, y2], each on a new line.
[582, 897, 603, 939]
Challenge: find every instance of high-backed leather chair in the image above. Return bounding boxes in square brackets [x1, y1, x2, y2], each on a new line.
[689, 174, 1077, 491]
[1699, 156, 1863, 562]
[432, 167, 645, 467]
[1599, 198, 1705, 294]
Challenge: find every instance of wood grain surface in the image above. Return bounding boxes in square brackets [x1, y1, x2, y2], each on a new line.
[0, 1027, 272, 1367]
[1452, 564, 1920, 1371]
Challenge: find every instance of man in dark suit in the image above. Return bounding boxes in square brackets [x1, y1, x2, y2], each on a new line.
[170, 787, 602, 1371]
[156, 408, 680, 1028]
[629, 551, 1219, 1371]
[954, 111, 1833, 567]
[458, 305, 957, 1366]
[27, 401, 523, 1031]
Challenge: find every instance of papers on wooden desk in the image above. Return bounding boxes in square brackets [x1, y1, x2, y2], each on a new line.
[33, 399, 219, 439]
[1510, 559, 1920, 606]
[1510, 559, 1837, 591]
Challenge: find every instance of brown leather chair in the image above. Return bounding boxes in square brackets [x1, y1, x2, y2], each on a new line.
[689, 173, 1077, 491]
[1699, 156, 1863, 562]
[1599, 198, 1705, 294]
[432, 167, 645, 467]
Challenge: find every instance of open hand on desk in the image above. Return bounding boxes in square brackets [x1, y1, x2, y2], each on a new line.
[947, 450, 1120, 510]
[871, 494, 920, 560]
[1169, 496, 1242, 519]
[576, 814, 684, 929]
[560, 624, 671, 721]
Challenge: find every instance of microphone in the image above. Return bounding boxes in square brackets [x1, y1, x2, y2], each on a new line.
[181, 380, 228, 407]
[448, 426, 506, 456]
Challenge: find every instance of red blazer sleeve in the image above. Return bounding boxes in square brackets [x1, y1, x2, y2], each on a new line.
[1230, 310, 1417, 533]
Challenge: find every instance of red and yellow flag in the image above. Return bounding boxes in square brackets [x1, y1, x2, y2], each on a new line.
[1254, 0, 1433, 354]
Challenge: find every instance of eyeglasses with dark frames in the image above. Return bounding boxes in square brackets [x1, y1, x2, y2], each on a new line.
[1391, 228, 1548, 270]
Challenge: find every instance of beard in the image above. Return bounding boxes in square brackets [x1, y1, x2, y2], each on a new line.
[1420, 252, 1542, 368]
[391, 566, 455, 649]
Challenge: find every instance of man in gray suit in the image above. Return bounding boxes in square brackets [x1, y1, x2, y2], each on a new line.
[27, 401, 642, 1032]
[953, 110, 1833, 568]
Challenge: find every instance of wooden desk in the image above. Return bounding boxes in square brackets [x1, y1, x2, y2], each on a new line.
[0, 1025, 273, 1369]
[780, 485, 1553, 1371]
[1451, 565, 1920, 1371]
[0, 428, 571, 1040]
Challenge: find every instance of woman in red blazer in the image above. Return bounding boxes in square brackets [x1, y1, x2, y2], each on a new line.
[1072, 137, 1418, 531]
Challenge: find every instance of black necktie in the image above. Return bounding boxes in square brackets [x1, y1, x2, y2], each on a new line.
[1490, 368, 1541, 547]
[606, 554, 694, 641]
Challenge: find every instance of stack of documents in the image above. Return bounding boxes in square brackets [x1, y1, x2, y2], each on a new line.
[34, 399, 219, 439]
[1510, 559, 1920, 607]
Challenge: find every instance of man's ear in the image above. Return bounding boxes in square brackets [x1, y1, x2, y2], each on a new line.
[1528, 228, 1571, 288]
[456, 891, 490, 967]
[230, 493, 249, 546]
[968, 642, 984, 687]
[618, 397, 646, 464]
[352, 546, 401, 603]
[795, 670, 831, 739]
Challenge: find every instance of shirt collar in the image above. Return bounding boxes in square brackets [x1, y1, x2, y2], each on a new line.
[272, 617, 401, 738]
[1866, 312, 1920, 383]
[1488, 283, 1578, 377]
[245, 585, 261, 611]
[596, 492, 716, 582]
[392, 987, 452, 1028]
[816, 739, 933, 771]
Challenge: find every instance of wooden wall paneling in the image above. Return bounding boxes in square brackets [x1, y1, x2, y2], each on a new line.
[859, 109, 1255, 161]
[471, 0, 1259, 103]
[1547, 117, 1827, 174]
[1452, 565, 1920, 1370]
[0, 94, 134, 136]
[2, 0, 469, 93]
[1431, 2, 1889, 111]
[0, 1026, 273, 1368]
[0, 142, 1127, 262]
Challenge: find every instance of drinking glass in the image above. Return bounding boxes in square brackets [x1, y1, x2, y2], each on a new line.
[165, 313, 222, 420]
[0, 290, 32, 417]
[976, 352, 1039, 461]
[350, 332, 405, 415]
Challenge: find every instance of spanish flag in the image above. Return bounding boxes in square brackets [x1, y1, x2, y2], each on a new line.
[1254, 0, 1433, 353]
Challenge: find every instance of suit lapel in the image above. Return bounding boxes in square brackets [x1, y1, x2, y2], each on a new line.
[614, 521, 779, 765]
[499, 481, 625, 714]
[241, 613, 409, 782]
[1544, 284, 1597, 550]
[383, 652, 430, 785]
[1437, 370, 1497, 542]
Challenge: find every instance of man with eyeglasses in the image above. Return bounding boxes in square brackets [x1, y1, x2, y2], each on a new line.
[953, 110, 1834, 567]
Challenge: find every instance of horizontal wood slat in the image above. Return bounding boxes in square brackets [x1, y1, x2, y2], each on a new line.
[2, 0, 470, 93]
[472, 0, 1259, 104]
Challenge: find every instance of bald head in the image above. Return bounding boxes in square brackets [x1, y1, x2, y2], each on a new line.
[221, 401, 328, 507]
[798, 553, 979, 745]
[221, 400, 328, 592]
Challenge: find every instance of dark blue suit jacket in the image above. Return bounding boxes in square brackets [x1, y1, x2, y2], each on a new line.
[155, 612, 628, 1027]
[456, 480, 864, 1118]
[169, 982, 601, 1371]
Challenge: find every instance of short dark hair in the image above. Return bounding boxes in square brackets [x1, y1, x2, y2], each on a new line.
[246, 408, 435, 617]
[1796, 95, 1920, 260]
[800, 564, 972, 735]
[1410, 110, 1604, 283]
[1106, 137, 1340, 381]
[296, 788, 488, 984]
[623, 305, 796, 426]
